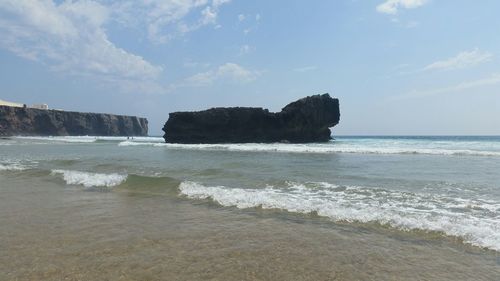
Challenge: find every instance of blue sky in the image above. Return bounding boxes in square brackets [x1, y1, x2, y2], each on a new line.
[1, 0, 499, 135]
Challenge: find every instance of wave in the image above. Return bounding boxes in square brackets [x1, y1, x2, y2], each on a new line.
[51, 169, 127, 188]
[117, 141, 500, 156]
[10, 136, 500, 156]
[119, 140, 155, 146]
[15, 136, 98, 143]
[114, 174, 180, 195]
[14, 136, 163, 144]
[102, 136, 164, 142]
[0, 162, 30, 171]
[179, 181, 500, 251]
[49, 170, 178, 192]
[118, 140, 166, 147]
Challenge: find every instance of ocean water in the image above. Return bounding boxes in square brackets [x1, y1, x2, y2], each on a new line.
[1, 135, 500, 280]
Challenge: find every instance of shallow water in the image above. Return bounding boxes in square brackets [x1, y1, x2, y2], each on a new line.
[1, 136, 500, 280]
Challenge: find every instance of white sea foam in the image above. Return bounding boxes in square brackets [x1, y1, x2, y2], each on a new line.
[179, 181, 500, 251]
[118, 140, 161, 146]
[14, 136, 163, 144]
[15, 136, 98, 143]
[118, 141, 500, 156]
[51, 169, 127, 187]
[0, 162, 29, 171]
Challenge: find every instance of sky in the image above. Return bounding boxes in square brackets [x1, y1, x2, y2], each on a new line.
[0, 0, 499, 136]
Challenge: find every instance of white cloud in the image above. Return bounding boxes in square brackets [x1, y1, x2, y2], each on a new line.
[60, 0, 109, 28]
[238, 14, 246, 22]
[256, 14, 261, 21]
[423, 49, 493, 71]
[376, 0, 428, 15]
[200, 6, 217, 25]
[0, 0, 76, 37]
[184, 63, 259, 86]
[393, 73, 500, 100]
[293, 66, 318, 72]
[112, 0, 231, 44]
[0, 0, 162, 86]
[0, 0, 234, 93]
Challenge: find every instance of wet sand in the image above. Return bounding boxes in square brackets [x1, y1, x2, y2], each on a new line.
[1, 173, 499, 281]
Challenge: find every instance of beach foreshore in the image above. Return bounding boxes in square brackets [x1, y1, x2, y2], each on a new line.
[1, 172, 499, 281]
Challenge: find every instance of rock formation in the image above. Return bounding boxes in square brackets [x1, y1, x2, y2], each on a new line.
[0, 106, 148, 136]
[163, 93, 340, 143]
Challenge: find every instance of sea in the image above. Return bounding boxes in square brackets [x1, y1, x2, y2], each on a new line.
[1, 135, 499, 280]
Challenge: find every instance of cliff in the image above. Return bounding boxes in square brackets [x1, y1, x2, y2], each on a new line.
[163, 93, 340, 143]
[0, 106, 148, 136]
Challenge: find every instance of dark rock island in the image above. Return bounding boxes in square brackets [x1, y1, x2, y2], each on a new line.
[0, 106, 148, 137]
[163, 93, 340, 143]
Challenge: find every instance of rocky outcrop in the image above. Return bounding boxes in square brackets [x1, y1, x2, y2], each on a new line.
[0, 106, 148, 136]
[163, 93, 340, 143]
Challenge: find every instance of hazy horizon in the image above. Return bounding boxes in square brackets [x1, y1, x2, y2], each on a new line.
[1, 0, 499, 136]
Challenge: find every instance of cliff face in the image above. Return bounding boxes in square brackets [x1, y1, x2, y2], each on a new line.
[0, 106, 148, 136]
[163, 93, 340, 143]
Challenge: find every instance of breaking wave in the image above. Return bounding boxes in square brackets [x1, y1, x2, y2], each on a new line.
[15, 136, 98, 143]
[51, 169, 127, 188]
[118, 141, 500, 156]
[14, 136, 164, 144]
[0, 162, 30, 171]
[179, 181, 500, 251]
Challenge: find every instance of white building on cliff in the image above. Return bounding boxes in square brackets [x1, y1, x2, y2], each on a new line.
[31, 104, 49, 110]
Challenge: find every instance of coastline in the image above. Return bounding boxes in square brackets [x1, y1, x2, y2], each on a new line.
[1, 171, 499, 280]
[1, 135, 500, 280]
[0, 105, 148, 137]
